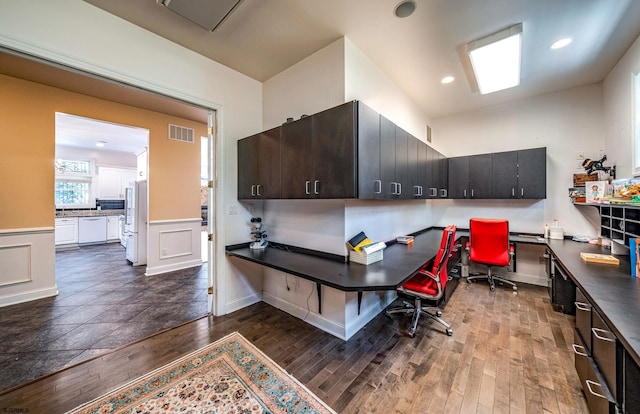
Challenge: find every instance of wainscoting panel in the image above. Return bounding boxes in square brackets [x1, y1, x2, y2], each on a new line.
[146, 219, 203, 276]
[0, 228, 57, 307]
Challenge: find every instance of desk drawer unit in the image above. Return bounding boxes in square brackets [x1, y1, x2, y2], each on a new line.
[575, 288, 592, 353]
[573, 331, 617, 414]
[592, 309, 622, 403]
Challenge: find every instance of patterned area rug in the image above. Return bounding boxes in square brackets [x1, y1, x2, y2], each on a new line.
[66, 332, 336, 414]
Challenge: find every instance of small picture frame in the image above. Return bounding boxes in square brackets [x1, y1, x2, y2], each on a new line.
[586, 181, 607, 203]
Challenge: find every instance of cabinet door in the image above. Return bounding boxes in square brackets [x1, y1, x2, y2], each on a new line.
[517, 147, 546, 199]
[438, 151, 449, 198]
[492, 151, 518, 198]
[426, 146, 438, 198]
[394, 126, 409, 199]
[357, 103, 382, 199]
[380, 116, 397, 198]
[107, 216, 120, 240]
[468, 154, 492, 199]
[122, 169, 137, 192]
[416, 140, 428, 199]
[448, 156, 469, 199]
[281, 117, 313, 198]
[98, 167, 123, 199]
[256, 127, 281, 199]
[407, 135, 420, 198]
[237, 135, 258, 199]
[311, 102, 356, 198]
[55, 218, 78, 245]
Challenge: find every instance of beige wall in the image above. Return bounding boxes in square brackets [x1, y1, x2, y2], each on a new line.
[0, 73, 207, 229]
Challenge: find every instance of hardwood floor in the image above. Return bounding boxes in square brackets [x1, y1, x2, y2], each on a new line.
[0, 282, 589, 413]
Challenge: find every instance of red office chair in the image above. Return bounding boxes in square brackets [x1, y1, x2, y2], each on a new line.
[466, 218, 517, 291]
[386, 225, 456, 337]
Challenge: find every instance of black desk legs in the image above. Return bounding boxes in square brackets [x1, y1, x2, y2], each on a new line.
[316, 282, 322, 314]
[357, 291, 363, 315]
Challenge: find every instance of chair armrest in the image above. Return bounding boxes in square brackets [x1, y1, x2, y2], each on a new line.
[417, 269, 438, 283]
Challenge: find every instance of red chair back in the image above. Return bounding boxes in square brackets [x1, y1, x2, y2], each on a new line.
[430, 225, 456, 289]
[469, 218, 510, 266]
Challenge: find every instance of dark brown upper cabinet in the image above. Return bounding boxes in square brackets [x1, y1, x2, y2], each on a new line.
[237, 127, 281, 199]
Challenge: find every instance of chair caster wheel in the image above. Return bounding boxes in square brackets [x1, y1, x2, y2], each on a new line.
[436, 310, 442, 317]
[490, 285, 495, 291]
[408, 331, 416, 338]
[446, 328, 453, 336]
[512, 286, 518, 291]
[466, 279, 472, 284]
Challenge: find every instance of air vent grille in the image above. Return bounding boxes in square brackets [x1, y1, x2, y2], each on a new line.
[169, 124, 194, 143]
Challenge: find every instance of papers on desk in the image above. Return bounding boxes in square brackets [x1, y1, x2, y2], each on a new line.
[347, 231, 385, 265]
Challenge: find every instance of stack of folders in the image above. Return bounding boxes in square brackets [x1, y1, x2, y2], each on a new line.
[347, 231, 386, 265]
[347, 231, 373, 252]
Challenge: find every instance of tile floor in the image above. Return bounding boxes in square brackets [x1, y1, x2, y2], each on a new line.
[0, 242, 208, 392]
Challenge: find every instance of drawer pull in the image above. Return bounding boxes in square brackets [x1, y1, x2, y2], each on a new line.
[575, 302, 591, 312]
[572, 344, 588, 357]
[592, 327, 615, 342]
[585, 379, 608, 400]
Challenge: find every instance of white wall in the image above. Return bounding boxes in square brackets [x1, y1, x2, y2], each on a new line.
[431, 84, 605, 238]
[603, 34, 640, 178]
[0, 0, 263, 314]
[262, 38, 346, 130]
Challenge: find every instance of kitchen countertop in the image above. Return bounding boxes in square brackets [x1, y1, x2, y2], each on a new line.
[55, 209, 124, 218]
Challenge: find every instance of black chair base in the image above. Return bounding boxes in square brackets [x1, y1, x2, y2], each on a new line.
[386, 297, 453, 338]
[466, 266, 517, 291]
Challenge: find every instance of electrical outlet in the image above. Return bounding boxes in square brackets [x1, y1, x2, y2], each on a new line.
[576, 151, 585, 160]
[294, 278, 300, 289]
[162, 248, 167, 256]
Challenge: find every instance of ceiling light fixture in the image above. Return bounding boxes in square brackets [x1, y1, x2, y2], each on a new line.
[394, 1, 416, 18]
[467, 23, 523, 95]
[550, 38, 572, 50]
[96, 141, 106, 147]
[441, 76, 455, 84]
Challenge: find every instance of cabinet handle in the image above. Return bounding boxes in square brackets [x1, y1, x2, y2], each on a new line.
[305, 181, 310, 195]
[512, 188, 515, 198]
[397, 183, 402, 195]
[575, 302, 591, 312]
[419, 186, 423, 197]
[471, 189, 475, 198]
[256, 184, 262, 196]
[463, 189, 467, 198]
[391, 182, 397, 195]
[592, 327, 615, 342]
[440, 189, 447, 198]
[430, 188, 437, 197]
[314, 180, 320, 195]
[585, 380, 608, 400]
[374, 180, 382, 194]
[572, 343, 588, 357]
[251, 185, 256, 197]
[521, 188, 524, 197]
[414, 186, 420, 197]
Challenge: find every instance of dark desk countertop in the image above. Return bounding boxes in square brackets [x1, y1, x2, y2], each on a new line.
[226, 230, 448, 292]
[545, 239, 640, 367]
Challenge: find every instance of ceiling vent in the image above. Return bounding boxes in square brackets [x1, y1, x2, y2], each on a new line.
[169, 124, 195, 143]
[157, 0, 244, 31]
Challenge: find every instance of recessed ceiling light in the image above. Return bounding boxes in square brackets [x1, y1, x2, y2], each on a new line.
[96, 141, 106, 147]
[394, 1, 416, 18]
[441, 76, 455, 84]
[550, 38, 572, 50]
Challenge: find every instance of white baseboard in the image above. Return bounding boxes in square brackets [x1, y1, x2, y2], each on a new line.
[0, 286, 58, 307]
[226, 292, 262, 314]
[145, 259, 203, 276]
[344, 294, 396, 340]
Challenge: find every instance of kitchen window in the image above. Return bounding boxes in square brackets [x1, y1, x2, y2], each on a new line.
[55, 159, 96, 208]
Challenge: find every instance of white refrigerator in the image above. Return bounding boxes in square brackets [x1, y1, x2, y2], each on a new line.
[125, 180, 147, 266]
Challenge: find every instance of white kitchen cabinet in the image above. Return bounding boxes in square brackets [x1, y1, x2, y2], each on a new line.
[107, 215, 120, 241]
[98, 167, 136, 199]
[55, 217, 78, 245]
[136, 148, 148, 181]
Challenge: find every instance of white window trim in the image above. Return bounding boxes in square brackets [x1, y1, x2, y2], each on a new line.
[54, 159, 97, 209]
[633, 70, 640, 176]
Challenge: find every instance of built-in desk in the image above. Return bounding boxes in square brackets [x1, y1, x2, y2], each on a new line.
[226, 229, 452, 315]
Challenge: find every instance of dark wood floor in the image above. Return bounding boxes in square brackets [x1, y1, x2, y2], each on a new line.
[0, 281, 588, 413]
